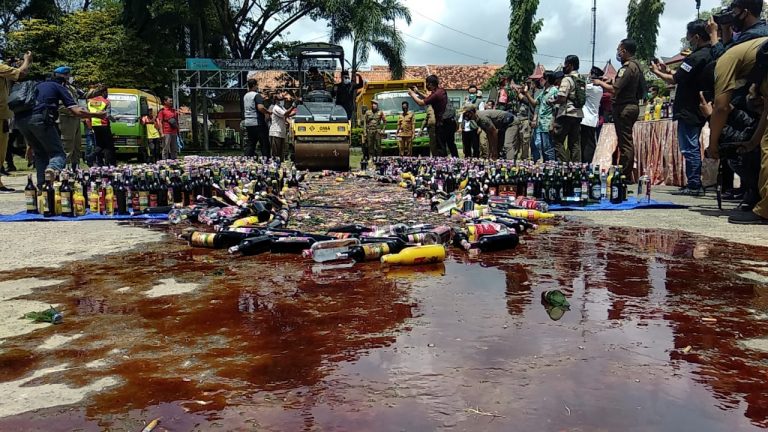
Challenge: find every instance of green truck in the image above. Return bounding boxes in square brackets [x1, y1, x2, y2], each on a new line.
[356, 80, 430, 155]
[373, 90, 430, 155]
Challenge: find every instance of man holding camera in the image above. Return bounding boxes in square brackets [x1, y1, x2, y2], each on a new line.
[651, 19, 713, 196]
[710, 0, 768, 58]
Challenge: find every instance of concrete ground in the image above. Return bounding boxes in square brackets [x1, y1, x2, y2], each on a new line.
[0, 162, 767, 429]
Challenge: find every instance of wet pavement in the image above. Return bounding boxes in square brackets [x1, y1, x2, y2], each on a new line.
[1, 222, 768, 431]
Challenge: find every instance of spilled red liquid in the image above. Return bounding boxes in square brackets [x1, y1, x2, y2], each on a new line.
[0, 223, 767, 431]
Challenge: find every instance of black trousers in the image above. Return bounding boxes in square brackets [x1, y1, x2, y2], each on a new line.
[580, 125, 597, 164]
[93, 126, 115, 166]
[462, 130, 479, 158]
[439, 120, 458, 157]
[246, 125, 270, 157]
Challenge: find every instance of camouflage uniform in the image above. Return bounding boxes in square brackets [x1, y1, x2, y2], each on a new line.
[504, 89, 532, 160]
[363, 108, 385, 159]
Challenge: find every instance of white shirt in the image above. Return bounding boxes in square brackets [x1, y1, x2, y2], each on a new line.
[269, 103, 288, 138]
[581, 83, 603, 128]
[243, 91, 259, 127]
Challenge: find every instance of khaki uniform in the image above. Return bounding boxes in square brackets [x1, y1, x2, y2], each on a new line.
[479, 130, 489, 158]
[424, 105, 440, 156]
[59, 83, 82, 168]
[714, 38, 768, 219]
[503, 88, 532, 160]
[397, 111, 415, 156]
[612, 58, 643, 179]
[363, 109, 385, 159]
[0, 64, 22, 172]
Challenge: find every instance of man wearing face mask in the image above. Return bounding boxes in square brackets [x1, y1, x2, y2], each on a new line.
[651, 20, 713, 196]
[710, 0, 767, 58]
[460, 85, 483, 158]
[332, 70, 365, 121]
[54, 67, 85, 170]
[594, 39, 643, 180]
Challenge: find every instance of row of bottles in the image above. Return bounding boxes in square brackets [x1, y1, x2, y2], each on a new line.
[374, 158, 630, 205]
[24, 160, 306, 217]
[644, 96, 673, 121]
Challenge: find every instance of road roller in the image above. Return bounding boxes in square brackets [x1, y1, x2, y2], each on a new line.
[291, 43, 351, 171]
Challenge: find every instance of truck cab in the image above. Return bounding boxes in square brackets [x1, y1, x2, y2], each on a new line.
[356, 79, 430, 155]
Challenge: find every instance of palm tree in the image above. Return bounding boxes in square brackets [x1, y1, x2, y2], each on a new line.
[329, 0, 411, 79]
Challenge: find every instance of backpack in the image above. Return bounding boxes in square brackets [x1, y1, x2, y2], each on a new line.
[628, 60, 648, 103]
[569, 75, 587, 109]
[8, 81, 38, 114]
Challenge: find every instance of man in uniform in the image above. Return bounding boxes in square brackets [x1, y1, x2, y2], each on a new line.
[461, 103, 516, 160]
[595, 38, 643, 180]
[707, 36, 768, 224]
[397, 101, 415, 156]
[54, 67, 85, 170]
[363, 100, 385, 161]
[552, 55, 585, 163]
[87, 85, 115, 166]
[0, 51, 31, 192]
[505, 81, 533, 160]
[421, 105, 439, 156]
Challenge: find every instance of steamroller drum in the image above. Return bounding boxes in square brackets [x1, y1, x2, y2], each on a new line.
[294, 140, 350, 171]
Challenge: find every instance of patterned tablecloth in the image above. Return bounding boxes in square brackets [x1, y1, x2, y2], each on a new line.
[594, 120, 718, 187]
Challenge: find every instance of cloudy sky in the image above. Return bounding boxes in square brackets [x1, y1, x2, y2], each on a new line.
[284, 0, 726, 70]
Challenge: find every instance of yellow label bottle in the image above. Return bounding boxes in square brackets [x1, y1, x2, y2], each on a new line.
[506, 209, 555, 221]
[73, 188, 86, 216]
[88, 186, 99, 213]
[231, 216, 262, 228]
[381, 245, 446, 266]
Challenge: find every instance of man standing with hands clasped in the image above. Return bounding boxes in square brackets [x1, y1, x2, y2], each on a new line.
[0, 51, 31, 192]
[594, 39, 644, 181]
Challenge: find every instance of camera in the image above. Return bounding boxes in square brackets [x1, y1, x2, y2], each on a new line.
[713, 9, 735, 26]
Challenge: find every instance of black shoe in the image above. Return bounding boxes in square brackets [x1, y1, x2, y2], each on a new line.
[0, 186, 15, 193]
[729, 211, 768, 225]
[6, 164, 16, 172]
[722, 190, 745, 201]
[671, 187, 703, 197]
[0, 168, 9, 176]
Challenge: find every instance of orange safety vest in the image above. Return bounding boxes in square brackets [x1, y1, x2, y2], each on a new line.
[88, 98, 108, 127]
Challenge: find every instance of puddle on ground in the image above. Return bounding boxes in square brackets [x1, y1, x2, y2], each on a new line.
[0, 223, 767, 431]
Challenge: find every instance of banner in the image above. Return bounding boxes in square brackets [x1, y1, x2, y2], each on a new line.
[185, 58, 336, 71]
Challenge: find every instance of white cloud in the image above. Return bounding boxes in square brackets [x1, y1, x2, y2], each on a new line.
[281, 0, 725, 70]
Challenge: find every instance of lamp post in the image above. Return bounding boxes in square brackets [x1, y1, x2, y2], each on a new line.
[696, 0, 701, 18]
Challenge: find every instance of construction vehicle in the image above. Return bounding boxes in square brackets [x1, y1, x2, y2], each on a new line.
[356, 79, 429, 155]
[291, 43, 350, 171]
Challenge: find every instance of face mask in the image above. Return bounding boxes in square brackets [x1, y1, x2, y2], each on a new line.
[343, 78, 351, 84]
[68, 76, 74, 84]
[468, 94, 477, 102]
[732, 9, 747, 32]
[616, 53, 623, 63]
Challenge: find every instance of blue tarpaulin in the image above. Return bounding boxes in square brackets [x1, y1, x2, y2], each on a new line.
[0, 211, 169, 222]
[548, 197, 686, 212]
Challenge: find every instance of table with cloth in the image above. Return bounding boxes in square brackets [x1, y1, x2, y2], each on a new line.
[594, 119, 718, 186]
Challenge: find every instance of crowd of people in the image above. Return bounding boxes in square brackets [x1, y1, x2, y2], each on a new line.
[0, 0, 766, 225]
[0, 58, 181, 187]
[402, 0, 768, 225]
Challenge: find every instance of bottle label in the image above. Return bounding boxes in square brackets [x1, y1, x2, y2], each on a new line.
[149, 193, 158, 208]
[611, 186, 620, 200]
[191, 232, 215, 247]
[362, 243, 390, 260]
[139, 192, 149, 209]
[25, 191, 36, 211]
[591, 185, 601, 200]
[60, 192, 72, 213]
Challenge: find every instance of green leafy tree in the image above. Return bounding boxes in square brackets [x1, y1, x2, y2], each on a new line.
[329, 0, 411, 78]
[626, 0, 665, 60]
[7, 1, 175, 91]
[487, 0, 542, 88]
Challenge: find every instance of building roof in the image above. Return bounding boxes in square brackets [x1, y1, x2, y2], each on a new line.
[246, 64, 503, 90]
